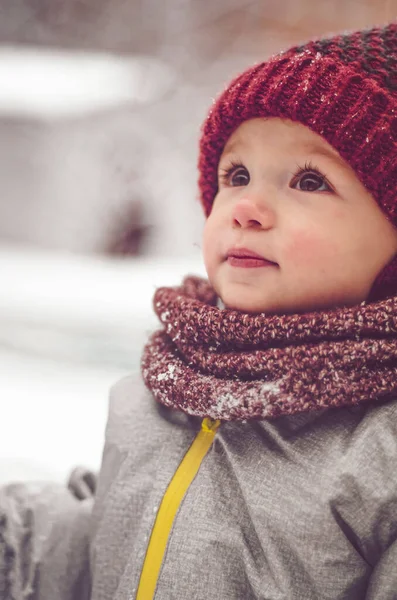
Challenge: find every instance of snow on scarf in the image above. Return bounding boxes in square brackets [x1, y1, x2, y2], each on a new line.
[141, 276, 397, 421]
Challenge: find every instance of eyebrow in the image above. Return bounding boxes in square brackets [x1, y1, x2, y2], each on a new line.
[302, 143, 345, 164]
[221, 138, 351, 174]
[221, 139, 245, 157]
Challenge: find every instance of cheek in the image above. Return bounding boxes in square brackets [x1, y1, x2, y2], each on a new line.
[202, 218, 218, 273]
[284, 228, 340, 267]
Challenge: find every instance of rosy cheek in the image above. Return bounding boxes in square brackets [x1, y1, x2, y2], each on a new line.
[284, 230, 339, 266]
[202, 220, 219, 273]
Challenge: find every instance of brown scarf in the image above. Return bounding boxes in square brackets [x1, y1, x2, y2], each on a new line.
[141, 275, 397, 421]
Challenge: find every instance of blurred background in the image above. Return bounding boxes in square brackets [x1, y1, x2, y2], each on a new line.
[0, 0, 395, 483]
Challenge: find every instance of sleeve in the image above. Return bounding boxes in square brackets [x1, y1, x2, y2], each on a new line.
[0, 481, 92, 600]
[67, 466, 97, 500]
[366, 538, 397, 599]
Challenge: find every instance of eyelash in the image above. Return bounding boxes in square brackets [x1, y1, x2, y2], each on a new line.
[219, 160, 334, 192]
[291, 161, 334, 191]
[219, 160, 245, 185]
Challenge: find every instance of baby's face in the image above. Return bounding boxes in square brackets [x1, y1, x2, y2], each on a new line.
[203, 117, 397, 314]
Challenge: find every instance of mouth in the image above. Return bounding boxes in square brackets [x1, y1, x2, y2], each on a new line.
[226, 247, 278, 269]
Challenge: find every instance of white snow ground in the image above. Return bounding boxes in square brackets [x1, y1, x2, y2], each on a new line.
[0, 245, 205, 484]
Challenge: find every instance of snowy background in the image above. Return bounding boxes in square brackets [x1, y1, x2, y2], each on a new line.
[0, 0, 391, 484]
[0, 246, 204, 483]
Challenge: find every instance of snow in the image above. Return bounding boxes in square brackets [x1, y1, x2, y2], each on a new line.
[0, 348, 122, 484]
[260, 381, 282, 394]
[157, 363, 178, 382]
[0, 46, 175, 119]
[0, 245, 205, 484]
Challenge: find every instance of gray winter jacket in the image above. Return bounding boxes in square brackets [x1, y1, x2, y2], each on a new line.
[90, 373, 397, 600]
[2, 372, 396, 599]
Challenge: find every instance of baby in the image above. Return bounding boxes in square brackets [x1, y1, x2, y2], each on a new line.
[92, 22, 397, 600]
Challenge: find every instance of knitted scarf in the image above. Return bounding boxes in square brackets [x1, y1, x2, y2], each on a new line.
[141, 276, 397, 421]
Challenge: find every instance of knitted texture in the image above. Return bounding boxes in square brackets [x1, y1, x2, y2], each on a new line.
[198, 23, 397, 300]
[199, 23, 397, 217]
[141, 276, 397, 421]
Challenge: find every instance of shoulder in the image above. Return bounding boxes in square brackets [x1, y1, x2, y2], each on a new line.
[344, 397, 397, 487]
[330, 398, 397, 559]
[107, 372, 198, 445]
[333, 398, 397, 497]
[108, 372, 150, 424]
[344, 397, 397, 464]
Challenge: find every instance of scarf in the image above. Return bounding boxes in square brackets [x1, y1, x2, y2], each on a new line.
[141, 275, 397, 421]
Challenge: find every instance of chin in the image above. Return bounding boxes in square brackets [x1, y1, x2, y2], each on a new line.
[220, 290, 279, 314]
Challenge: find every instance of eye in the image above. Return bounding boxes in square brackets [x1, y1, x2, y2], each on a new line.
[219, 162, 250, 187]
[291, 163, 334, 193]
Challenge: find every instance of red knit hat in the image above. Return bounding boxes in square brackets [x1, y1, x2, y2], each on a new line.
[198, 23, 397, 301]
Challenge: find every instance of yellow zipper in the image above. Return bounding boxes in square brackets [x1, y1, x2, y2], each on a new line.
[136, 417, 221, 600]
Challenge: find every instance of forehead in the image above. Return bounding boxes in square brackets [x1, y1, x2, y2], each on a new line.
[222, 117, 343, 165]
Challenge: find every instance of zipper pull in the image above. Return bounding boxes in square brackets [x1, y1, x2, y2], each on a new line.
[201, 417, 221, 433]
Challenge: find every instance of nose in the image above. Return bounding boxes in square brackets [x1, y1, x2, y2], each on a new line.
[232, 194, 275, 230]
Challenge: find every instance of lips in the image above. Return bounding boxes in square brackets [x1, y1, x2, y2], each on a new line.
[226, 247, 277, 269]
